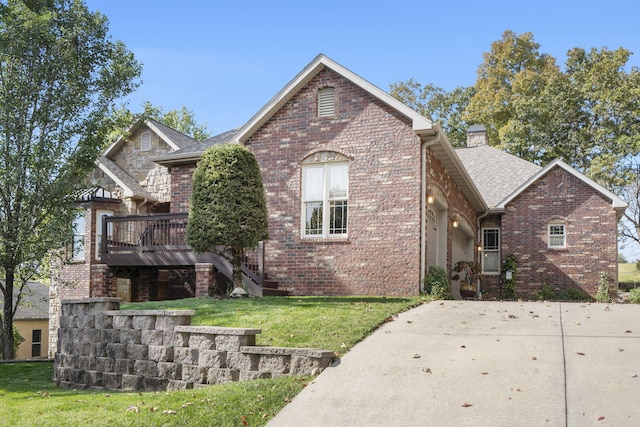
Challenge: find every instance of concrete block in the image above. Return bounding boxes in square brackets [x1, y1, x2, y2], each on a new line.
[167, 380, 193, 391]
[121, 374, 144, 391]
[85, 370, 102, 387]
[76, 315, 95, 330]
[113, 358, 134, 374]
[155, 314, 192, 331]
[105, 343, 127, 359]
[132, 315, 156, 330]
[112, 315, 133, 330]
[158, 362, 182, 380]
[199, 349, 227, 368]
[258, 354, 291, 374]
[79, 342, 91, 356]
[182, 365, 207, 384]
[126, 344, 148, 360]
[174, 347, 199, 365]
[188, 333, 216, 350]
[141, 329, 164, 346]
[163, 331, 189, 347]
[94, 314, 113, 329]
[100, 329, 118, 343]
[143, 377, 167, 391]
[84, 329, 101, 343]
[290, 355, 332, 375]
[134, 360, 158, 377]
[240, 370, 271, 381]
[148, 345, 173, 362]
[79, 355, 96, 371]
[119, 329, 142, 345]
[206, 368, 239, 385]
[103, 373, 122, 390]
[226, 352, 259, 371]
[89, 342, 107, 358]
[95, 357, 114, 372]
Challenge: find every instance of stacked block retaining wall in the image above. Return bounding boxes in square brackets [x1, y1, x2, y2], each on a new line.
[53, 298, 333, 391]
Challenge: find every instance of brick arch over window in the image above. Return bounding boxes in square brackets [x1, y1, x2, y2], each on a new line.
[301, 151, 349, 238]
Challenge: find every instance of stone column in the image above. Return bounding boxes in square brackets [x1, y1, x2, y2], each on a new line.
[195, 263, 216, 297]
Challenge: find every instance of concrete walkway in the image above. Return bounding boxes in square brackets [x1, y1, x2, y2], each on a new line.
[268, 301, 640, 426]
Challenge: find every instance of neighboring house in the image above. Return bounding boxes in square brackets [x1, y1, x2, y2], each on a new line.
[52, 54, 626, 325]
[0, 281, 49, 360]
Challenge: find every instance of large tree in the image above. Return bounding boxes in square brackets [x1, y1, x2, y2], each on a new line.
[0, 0, 140, 359]
[186, 144, 268, 291]
[110, 101, 212, 142]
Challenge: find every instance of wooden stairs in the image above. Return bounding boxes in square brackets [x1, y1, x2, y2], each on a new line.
[262, 276, 290, 296]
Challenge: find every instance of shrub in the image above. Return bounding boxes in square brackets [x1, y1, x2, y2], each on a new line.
[500, 254, 517, 299]
[422, 265, 451, 299]
[629, 288, 640, 304]
[559, 287, 592, 301]
[594, 271, 611, 303]
[534, 284, 557, 301]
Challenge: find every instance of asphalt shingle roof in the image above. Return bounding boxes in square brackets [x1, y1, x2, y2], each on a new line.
[147, 119, 198, 149]
[0, 281, 49, 320]
[97, 155, 157, 201]
[455, 145, 541, 208]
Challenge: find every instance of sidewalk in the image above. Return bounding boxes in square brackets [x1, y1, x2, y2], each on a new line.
[268, 301, 640, 426]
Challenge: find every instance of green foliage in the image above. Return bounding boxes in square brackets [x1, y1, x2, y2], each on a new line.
[629, 288, 640, 304]
[594, 271, 612, 302]
[0, 0, 140, 359]
[500, 254, 518, 299]
[109, 101, 213, 142]
[0, 324, 24, 359]
[534, 284, 557, 301]
[559, 287, 592, 301]
[422, 265, 449, 295]
[186, 144, 269, 289]
[618, 253, 628, 264]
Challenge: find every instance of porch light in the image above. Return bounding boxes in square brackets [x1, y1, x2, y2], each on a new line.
[427, 194, 435, 204]
[452, 219, 459, 228]
[477, 244, 482, 251]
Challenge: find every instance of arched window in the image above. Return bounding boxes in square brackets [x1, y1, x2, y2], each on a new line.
[301, 151, 348, 238]
[318, 87, 336, 118]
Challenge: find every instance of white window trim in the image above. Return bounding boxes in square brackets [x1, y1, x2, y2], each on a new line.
[481, 227, 500, 275]
[301, 153, 348, 239]
[548, 222, 566, 249]
[95, 210, 114, 261]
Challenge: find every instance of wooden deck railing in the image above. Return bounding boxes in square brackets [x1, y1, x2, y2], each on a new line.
[100, 213, 264, 286]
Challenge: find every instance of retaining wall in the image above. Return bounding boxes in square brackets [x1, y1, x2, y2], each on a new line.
[53, 298, 334, 391]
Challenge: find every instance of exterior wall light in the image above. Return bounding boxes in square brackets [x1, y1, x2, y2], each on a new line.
[427, 194, 435, 204]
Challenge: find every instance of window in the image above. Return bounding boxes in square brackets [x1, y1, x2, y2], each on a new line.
[31, 329, 42, 358]
[549, 223, 566, 248]
[318, 87, 336, 118]
[140, 131, 151, 151]
[302, 152, 348, 238]
[95, 210, 114, 260]
[72, 212, 86, 261]
[482, 228, 500, 274]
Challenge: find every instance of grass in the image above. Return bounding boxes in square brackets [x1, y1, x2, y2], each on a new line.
[1, 296, 424, 426]
[618, 263, 640, 286]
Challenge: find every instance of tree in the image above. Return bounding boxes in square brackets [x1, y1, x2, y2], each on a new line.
[186, 144, 268, 291]
[389, 80, 474, 146]
[109, 101, 212, 142]
[0, 0, 141, 359]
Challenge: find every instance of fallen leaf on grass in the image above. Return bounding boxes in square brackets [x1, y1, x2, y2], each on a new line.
[127, 406, 139, 413]
[181, 402, 193, 408]
[162, 410, 176, 415]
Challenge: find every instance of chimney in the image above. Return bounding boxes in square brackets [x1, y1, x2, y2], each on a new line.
[466, 125, 488, 147]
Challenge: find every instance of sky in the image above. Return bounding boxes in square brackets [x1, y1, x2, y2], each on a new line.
[84, 0, 640, 259]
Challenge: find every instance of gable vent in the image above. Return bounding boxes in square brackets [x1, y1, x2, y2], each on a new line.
[140, 131, 151, 151]
[318, 87, 336, 118]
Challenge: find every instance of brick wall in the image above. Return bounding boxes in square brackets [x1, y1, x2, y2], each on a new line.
[246, 68, 423, 296]
[170, 164, 196, 213]
[487, 166, 618, 297]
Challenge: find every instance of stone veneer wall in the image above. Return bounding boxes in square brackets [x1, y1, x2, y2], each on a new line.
[54, 298, 334, 391]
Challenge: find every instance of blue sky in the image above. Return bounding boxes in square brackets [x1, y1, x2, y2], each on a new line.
[86, 0, 640, 259]
[86, 0, 640, 134]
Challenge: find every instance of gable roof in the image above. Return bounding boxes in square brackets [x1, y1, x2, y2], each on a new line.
[0, 281, 49, 320]
[497, 159, 627, 217]
[154, 128, 239, 166]
[103, 118, 197, 159]
[230, 54, 435, 144]
[456, 145, 542, 208]
[96, 155, 158, 201]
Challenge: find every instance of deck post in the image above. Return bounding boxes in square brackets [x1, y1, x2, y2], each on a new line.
[90, 264, 114, 297]
[195, 263, 216, 297]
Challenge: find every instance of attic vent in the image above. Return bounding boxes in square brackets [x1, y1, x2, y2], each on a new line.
[318, 87, 335, 118]
[140, 131, 151, 151]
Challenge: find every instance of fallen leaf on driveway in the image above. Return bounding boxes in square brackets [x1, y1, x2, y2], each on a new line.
[481, 372, 489, 375]
[577, 352, 585, 356]
[625, 330, 632, 334]
[413, 354, 421, 359]
[422, 368, 432, 374]
[462, 403, 473, 407]
[532, 356, 537, 360]
[598, 416, 605, 421]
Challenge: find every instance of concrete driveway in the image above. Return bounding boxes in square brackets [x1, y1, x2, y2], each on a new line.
[268, 301, 640, 426]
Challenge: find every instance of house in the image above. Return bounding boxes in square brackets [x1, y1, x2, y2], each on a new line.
[52, 54, 626, 313]
[0, 281, 49, 360]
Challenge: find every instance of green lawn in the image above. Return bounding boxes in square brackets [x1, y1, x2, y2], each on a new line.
[1, 296, 425, 426]
[619, 263, 640, 289]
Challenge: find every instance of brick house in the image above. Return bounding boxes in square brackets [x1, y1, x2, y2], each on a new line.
[51, 53, 626, 339]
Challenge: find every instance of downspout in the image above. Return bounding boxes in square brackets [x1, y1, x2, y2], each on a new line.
[421, 135, 438, 290]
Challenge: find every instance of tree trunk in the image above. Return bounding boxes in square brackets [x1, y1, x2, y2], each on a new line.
[2, 268, 15, 360]
[231, 248, 244, 291]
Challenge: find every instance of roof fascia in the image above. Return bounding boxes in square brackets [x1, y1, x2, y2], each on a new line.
[103, 118, 145, 158]
[146, 120, 182, 151]
[96, 160, 134, 198]
[231, 54, 434, 145]
[497, 159, 628, 212]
